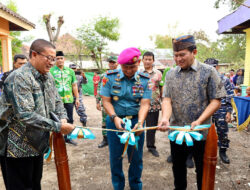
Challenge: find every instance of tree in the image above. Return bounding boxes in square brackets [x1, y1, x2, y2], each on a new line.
[43, 14, 64, 45]
[152, 28, 245, 70]
[214, 0, 244, 10]
[76, 16, 120, 70]
[72, 39, 86, 68]
[152, 23, 183, 49]
[213, 0, 246, 70]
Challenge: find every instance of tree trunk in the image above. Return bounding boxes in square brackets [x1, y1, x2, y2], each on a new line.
[99, 51, 103, 69]
[43, 14, 53, 43]
[43, 15, 64, 45]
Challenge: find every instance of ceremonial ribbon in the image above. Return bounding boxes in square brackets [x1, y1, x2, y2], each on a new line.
[168, 124, 211, 146]
[44, 127, 95, 161]
[117, 118, 140, 157]
[44, 133, 53, 161]
[67, 127, 96, 140]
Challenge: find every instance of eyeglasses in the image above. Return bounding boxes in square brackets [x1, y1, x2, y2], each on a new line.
[32, 50, 56, 63]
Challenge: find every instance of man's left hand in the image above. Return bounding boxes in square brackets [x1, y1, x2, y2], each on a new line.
[61, 119, 67, 123]
[134, 122, 143, 136]
[191, 120, 202, 130]
[75, 99, 80, 109]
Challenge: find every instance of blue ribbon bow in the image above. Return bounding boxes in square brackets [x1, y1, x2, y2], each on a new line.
[68, 127, 96, 140]
[44, 127, 95, 161]
[168, 125, 211, 146]
[117, 118, 140, 156]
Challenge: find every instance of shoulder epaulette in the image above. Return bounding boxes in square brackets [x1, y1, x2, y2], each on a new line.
[106, 69, 119, 75]
[138, 72, 150, 79]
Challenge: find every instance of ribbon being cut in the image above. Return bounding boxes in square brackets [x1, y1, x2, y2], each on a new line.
[117, 118, 140, 157]
[168, 124, 211, 146]
[44, 127, 96, 160]
[68, 127, 96, 140]
[116, 118, 211, 159]
[45, 119, 211, 160]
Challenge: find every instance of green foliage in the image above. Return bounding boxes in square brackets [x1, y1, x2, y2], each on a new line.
[0, 0, 23, 67]
[6, 0, 18, 12]
[94, 16, 120, 41]
[214, 0, 244, 10]
[154, 35, 172, 49]
[212, 0, 246, 71]
[153, 23, 183, 49]
[10, 31, 23, 55]
[196, 34, 245, 71]
[76, 16, 120, 70]
[215, 34, 246, 63]
[153, 28, 245, 71]
[138, 48, 148, 57]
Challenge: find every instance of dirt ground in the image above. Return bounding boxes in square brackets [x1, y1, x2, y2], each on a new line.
[0, 95, 249, 190]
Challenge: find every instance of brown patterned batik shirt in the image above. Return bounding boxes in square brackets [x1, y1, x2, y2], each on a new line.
[162, 60, 226, 139]
[142, 68, 162, 112]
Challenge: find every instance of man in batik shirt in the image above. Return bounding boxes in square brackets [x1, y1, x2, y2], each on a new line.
[0, 39, 74, 190]
[158, 35, 226, 190]
[142, 51, 162, 157]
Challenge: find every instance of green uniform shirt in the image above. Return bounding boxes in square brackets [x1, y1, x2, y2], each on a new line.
[50, 65, 77, 103]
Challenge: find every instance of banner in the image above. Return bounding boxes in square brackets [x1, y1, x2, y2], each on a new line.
[231, 96, 250, 131]
[82, 72, 94, 96]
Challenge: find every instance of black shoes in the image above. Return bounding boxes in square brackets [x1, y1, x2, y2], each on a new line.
[167, 155, 172, 163]
[148, 148, 159, 157]
[219, 149, 230, 164]
[65, 138, 78, 146]
[98, 137, 108, 148]
[186, 154, 194, 168]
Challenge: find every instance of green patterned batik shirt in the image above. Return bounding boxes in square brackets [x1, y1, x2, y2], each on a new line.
[50, 65, 77, 103]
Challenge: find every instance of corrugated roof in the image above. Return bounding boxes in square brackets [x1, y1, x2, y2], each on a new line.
[0, 2, 35, 29]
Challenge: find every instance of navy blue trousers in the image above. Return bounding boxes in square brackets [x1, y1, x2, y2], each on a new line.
[106, 115, 144, 190]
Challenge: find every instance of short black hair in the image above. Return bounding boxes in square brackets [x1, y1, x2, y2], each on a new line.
[230, 69, 235, 72]
[143, 51, 155, 61]
[13, 54, 27, 62]
[29, 39, 56, 58]
[187, 45, 197, 52]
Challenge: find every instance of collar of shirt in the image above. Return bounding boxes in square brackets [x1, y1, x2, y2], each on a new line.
[54, 65, 67, 71]
[177, 59, 198, 73]
[28, 62, 48, 82]
[141, 68, 156, 75]
[118, 69, 139, 82]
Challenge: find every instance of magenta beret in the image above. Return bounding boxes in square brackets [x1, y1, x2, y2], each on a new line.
[118, 47, 141, 65]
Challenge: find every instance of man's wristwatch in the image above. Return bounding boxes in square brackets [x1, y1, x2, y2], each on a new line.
[110, 114, 117, 122]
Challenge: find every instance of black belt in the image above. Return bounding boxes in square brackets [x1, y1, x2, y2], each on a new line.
[117, 115, 138, 119]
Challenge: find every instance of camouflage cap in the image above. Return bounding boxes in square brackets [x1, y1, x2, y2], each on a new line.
[107, 56, 117, 62]
[204, 58, 219, 67]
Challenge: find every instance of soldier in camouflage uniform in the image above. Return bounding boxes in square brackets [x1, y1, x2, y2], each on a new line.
[0, 39, 74, 190]
[204, 58, 234, 164]
[96, 56, 118, 148]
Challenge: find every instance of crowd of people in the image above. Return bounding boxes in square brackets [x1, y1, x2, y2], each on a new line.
[0, 35, 249, 190]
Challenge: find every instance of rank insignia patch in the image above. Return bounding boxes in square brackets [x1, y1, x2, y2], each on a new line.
[102, 77, 108, 87]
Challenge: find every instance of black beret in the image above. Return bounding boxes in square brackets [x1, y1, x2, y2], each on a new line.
[56, 51, 64, 57]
